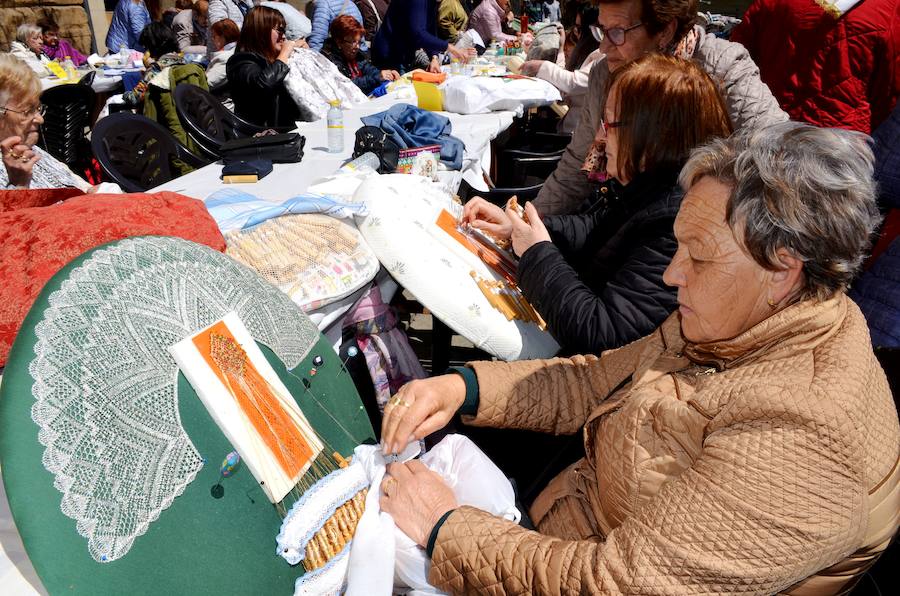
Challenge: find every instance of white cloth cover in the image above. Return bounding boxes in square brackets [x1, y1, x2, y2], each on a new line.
[28, 237, 319, 563]
[440, 75, 561, 115]
[346, 435, 521, 595]
[355, 174, 560, 361]
[284, 48, 368, 121]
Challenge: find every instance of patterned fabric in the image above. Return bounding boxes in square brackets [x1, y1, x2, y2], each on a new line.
[344, 285, 426, 411]
[0, 146, 90, 191]
[283, 48, 369, 121]
[0, 191, 225, 365]
[42, 38, 88, 67]
[429, 294, 900, 594]
[28, 236, 320, 562]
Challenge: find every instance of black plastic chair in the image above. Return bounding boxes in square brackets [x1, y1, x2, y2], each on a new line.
[173, 84, 289, 159]
[91, 113, 209, 192]
[78, 70, 96, 87]
[39, 83, 95, 167]
[497, 153, 562, 187]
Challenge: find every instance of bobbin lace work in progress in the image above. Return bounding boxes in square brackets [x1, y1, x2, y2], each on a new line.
[28, 236, 320, 563]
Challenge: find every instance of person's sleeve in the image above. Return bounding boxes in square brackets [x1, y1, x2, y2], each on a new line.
[130, 3, 151, 45]
[438, 3, 459, 40]
[532, 59, 607, 215]
[355, 60, 385, 95]
[229, 58, 290, 91]
[207, 0, 227, 26]
[461, 330, 655, 434]
[541, 209, 601, 256]
[428, 389, 866, 594]
[307, 2, 331, 51]
[698, 29, 787, 130]
[867, 0, 900, 131]
[408, 0, 449, 55]
[174, 14, 192, 50]
[516, 230, 677, 355]
[488, 12, 516, 42]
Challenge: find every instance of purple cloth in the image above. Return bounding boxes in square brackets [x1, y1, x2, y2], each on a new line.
[43, 39, 88, 67]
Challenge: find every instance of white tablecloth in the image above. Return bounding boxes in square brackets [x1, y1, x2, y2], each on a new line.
[40, 72, 123, 94]
[151, 92, 514, 202]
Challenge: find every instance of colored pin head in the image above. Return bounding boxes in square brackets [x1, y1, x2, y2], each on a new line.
[313, 355, 324, 366]
[220, 451, 241, 477]
[347, 346, 359, 358]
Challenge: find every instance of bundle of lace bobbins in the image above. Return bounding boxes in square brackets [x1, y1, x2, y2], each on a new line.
[470, 271, 547, 330]
[301, 488, 367, 571]
[225, 215, 358, 289]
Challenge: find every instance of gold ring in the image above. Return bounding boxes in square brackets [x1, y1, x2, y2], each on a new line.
[20, 156, 28, 163]
[389, 395, 410, 408]
[10, 152, 22, 160]
[382, 476, 397, 497]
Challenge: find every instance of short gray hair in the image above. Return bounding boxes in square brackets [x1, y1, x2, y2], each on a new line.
[16, 23, 42, 45]
[680, 121, 882, 302]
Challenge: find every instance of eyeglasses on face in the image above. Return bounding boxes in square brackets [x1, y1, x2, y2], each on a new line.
[590, 22, 645, 46]
[337, 37, 361, 48]
[273, 26, 286, 37]
[1, 103, 47, 118]
[601, 119, 627, 134]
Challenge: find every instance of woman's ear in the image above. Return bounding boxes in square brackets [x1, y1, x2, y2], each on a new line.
[770, 248, 805, 303]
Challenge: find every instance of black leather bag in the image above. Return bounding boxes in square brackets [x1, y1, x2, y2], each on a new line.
[352, 126, 400, 173]
[220, 132, 305, 163]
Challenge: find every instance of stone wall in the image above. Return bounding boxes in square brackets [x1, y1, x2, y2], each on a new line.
[1, 1, 93, 55]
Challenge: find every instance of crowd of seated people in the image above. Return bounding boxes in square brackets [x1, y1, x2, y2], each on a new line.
[1, 1, 898, 594]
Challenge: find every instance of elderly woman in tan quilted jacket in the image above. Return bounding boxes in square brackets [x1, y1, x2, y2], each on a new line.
[379, 122, 900, 595]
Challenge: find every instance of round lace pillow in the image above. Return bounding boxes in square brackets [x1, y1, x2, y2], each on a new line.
[0, 236, 374, 595]
[355, 174, 560, 361]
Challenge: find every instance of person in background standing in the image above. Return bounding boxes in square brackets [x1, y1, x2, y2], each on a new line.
[373, 0, 474, 72]
[354, 0, 391, 41]
[37, 17, 88, 67]
[9, 24, 52, 77]
[438, 0, 468, 41]
[173, 0, 209, 54]
[306, 0, 366, 51]
[106, 0, 152, 52]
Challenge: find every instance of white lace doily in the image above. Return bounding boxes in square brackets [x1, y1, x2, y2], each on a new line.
[27, 236, 320, 563]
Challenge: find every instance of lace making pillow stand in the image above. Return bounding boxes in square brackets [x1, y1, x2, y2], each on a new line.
[0, 236, 374, 595]
[355, 174, 560, 360]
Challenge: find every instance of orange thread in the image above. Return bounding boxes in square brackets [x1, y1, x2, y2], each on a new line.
[194, 321, 314, 478]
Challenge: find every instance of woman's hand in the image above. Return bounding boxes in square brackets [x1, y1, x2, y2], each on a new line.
[508, 201, 551, 256]
[380, 374, 467, 455]
[381, 69, 400, 81]
[295, 38, 309, 49]
[446, 44, 476, 63]
[1, 135, 39, 188]
[277, 39, 298, 64]
[428, 55, 442, 74]
[519, 59, 544, 76]
[380, 460, 458, 547]
[462, 196, 513, 240]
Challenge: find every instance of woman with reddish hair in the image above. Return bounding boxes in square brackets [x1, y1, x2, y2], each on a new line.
[206, 18, 240, 91]
[226, 6, 304, 127]
[322, 15, 399, 95]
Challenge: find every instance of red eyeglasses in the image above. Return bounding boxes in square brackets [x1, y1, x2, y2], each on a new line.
[601, 120, 627, 133]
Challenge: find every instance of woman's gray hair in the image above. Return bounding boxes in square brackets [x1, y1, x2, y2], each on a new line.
[680, 121, 882, 301]
[16, 23, 42, 45]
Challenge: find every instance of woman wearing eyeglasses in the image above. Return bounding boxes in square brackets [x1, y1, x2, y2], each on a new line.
[532, 0, 788, 217]
[0, 54, 92, 190]
[518, 5, 600, 133]
[227, 6, 305, 128]
[322, 15, 400, 95]
[463, 55, 732, 355]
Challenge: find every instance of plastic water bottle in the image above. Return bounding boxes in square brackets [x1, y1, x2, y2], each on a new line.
[327, 100, 344, 153]
[62, 56, 77, 81]
[339, 152, 380, 173]
[118, 44, 130, 67]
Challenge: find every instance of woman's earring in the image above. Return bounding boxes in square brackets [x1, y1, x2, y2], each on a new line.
[767, 297, 777, 309]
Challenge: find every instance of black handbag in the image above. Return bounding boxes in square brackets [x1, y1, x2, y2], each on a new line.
[352, 126, 400, 174]
[220, 132, 305, 163]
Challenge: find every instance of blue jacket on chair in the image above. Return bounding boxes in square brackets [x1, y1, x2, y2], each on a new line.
[361, 104, 464, 169]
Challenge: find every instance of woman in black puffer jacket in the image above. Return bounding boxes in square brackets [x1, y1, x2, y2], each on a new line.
[226, 6, 302, 127]
[464, 55, 733, 355]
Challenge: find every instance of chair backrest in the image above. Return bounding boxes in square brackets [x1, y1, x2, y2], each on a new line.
[78, 70, 96, 87]
[90, 113, 208, 192]
[174, 84, 266, 158]
[39, 83, 96, 166]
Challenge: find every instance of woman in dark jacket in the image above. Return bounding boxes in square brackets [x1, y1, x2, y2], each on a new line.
[372, 0, 471, 72]
[463, 55, 733, 355]
[322, 15, 399, 95]
[226, 5, 302, 127]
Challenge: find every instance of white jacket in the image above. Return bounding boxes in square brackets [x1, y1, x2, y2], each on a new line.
[536, 49, 603, 133]
[9, 41, 51, 77]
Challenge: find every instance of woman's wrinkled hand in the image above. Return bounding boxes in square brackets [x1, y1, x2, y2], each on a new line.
[381, 69, 400, 81]
[519, 59, 544, 76]
[428, 55, 442, 74]
[295, 38, 309, 49]
[508, 201, 551, 256]
[462, 196, 514, 240]
[1, 135, 39, 188]
[380, 460, 458, 547]
[446, 44, 475, 63]
[380, 374, 467, 455]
